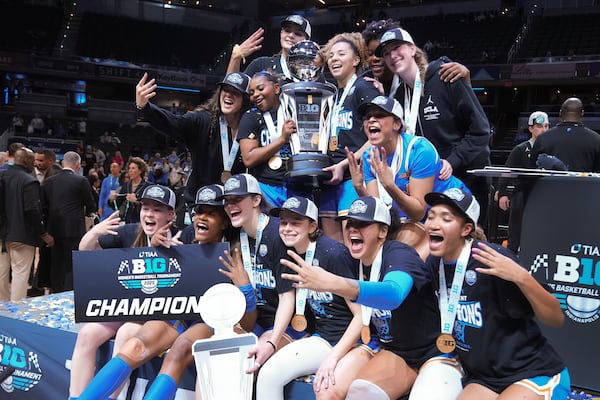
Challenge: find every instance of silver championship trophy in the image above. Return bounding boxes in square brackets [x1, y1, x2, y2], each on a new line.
[281, 40, 337, 189]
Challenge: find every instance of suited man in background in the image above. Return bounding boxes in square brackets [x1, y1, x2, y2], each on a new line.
[0, 147, 54, 301]
[41, 151, 96, 293]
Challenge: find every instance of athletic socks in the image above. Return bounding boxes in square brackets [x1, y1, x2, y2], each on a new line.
[77, 356, 132, 400]
[143, 374, 178, 400]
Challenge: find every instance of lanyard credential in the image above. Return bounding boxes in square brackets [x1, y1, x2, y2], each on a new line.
[438, 239, 472, 335]
[240, 213, 268, 288]
[262, 107, 285, 145]
[376, 137, 402, 206]
[358, 246, 383, 343]
[291, 241, 317, 331]
[330, 74, 358, 142]
[403, 73, 422, 135]
[219, 116, 240, 174]
[280, 56, 298, 82]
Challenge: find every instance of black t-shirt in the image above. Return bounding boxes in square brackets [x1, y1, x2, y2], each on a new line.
[237, 108, 292, 186]
[367, 241, 440, 369]
[427, 240, 565, 391]
[140, 104, 246, 204]
[329, 77, 380, 168]
[241, 216, 292, 329]
[278, 235, 358, 345]
[98, 223, 140, 248]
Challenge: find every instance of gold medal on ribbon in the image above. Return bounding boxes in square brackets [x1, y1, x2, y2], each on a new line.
[268, 156, 283, 170]
[360, 325, 371, 344]
[220, 170, 232, 184]
[436, 333, 456, 353]
[291, 314, 307, 332]
[328, 136, 338, 152]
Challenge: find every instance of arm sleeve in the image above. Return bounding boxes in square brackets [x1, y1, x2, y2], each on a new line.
[355, 271, 414, 310]
[140, 103, 209, 143]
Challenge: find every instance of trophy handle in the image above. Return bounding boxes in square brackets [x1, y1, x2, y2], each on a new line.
[281, 94, 300, 154]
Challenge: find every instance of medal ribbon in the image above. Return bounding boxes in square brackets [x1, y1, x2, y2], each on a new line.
[280, 55, 299, 82]
[240, 213, 268, 289]
[262, 107, 285, 155]
[376, 136, 402, 206]
[330, 74, 357, 143]
[295, 241, 317, 315]
[389, 74, 401, 98]
[219, 116, 239, 173]
[403, 73, 422, 135]
[358, 245, 383, 328]
[438, 239, 472, 335]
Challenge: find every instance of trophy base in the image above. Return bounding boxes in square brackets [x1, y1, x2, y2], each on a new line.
[286, 153, 333, 189]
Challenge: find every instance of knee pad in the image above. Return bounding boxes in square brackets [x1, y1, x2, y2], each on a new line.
[346, 379, 391, 400]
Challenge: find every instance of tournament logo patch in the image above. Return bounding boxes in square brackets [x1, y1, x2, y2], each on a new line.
[444, 187, 465, 201]
[349, 199, 368, 215]
[226, 73, 244, 85]
[0, 335, 42, 393]
[465, 270, 477, 286]
[117, 250, 182, 294]
[283, 197, 301, 210]
[259, 244, 268, 258]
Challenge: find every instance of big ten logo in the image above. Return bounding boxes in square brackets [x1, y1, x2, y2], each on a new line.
[299, 104, 319, 114]
[0, 340, 26, 369]
[131, 258, 167, 274]
[553, 254, 600, 285]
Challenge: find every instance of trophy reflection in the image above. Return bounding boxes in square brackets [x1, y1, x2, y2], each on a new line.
[281, 40, 337, 188]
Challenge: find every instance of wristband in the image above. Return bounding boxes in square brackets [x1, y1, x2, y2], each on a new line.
[266, 340, 277, 353]
[232, 44, 246, 64]
[238, 284, 256, 313]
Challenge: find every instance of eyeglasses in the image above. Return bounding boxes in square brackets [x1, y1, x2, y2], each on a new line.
[346, 219, 374, 229]
[363, 111, 391, 120]
[224, 195, 249, 205]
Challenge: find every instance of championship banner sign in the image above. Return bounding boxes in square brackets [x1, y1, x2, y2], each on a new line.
[73, 243, 230, 322]
[520, 176, 600, 391]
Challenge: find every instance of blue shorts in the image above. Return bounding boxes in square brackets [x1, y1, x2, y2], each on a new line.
[319, 179, 359, 218]
[258, 182, 287, 208]
[513, 368, 570, 400]
[252, 324, 307, 341]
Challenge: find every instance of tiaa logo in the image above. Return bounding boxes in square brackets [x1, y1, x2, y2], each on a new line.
[117, 250, 182, 294]
[0, 335, 42, 393]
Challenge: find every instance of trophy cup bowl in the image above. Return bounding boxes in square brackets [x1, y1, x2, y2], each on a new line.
[283, 40, 337, 189]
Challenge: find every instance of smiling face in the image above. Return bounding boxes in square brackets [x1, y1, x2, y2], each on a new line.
[367, 39, 386, 80]
[382, 41, 416, 79]
[140, 200, 174, 237]
[219, 85, 245, 116]
[362, 106, 401, 150]
[344, 219, 388, 264]
[249, 75, 280, 112]
[223, 194, 261, 229]
[327, 41, 360, 86]
[424, 204, 473, 262]
[278, 210, 317, 253]
[280, 24, 307, 53]
[193, 205, 228, 244]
